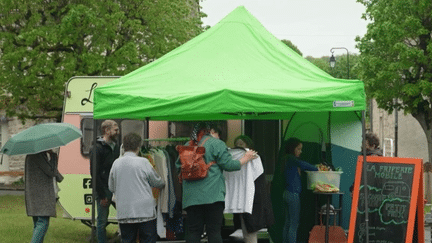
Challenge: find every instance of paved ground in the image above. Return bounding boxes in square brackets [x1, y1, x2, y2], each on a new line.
[0, 189, 24, 196]
[0, 183, 24, 196]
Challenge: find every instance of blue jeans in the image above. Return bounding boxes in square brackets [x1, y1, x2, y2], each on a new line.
[283, 191, 300, 243]
[96, 193, 114, 243]
[31, 216, 50, 243]
[119, 219, 157, 243]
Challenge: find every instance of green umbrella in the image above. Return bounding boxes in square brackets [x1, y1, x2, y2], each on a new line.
[1, 122, 82, 156]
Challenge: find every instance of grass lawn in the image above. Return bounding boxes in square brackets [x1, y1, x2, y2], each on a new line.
[0, 195, 118, 243]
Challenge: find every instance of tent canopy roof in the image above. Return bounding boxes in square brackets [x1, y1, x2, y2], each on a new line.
[94, 6, 365, 121]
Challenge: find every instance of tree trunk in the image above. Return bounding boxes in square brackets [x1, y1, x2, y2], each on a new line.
[411, 112, 432, 164]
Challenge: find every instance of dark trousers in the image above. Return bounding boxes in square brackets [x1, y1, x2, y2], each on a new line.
[185, 202, 225, 243]
[119, 219, 157, 243]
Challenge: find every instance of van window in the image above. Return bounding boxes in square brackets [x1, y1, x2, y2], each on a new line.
[80, 118, 103, 157]
[80, 118, 146, 157]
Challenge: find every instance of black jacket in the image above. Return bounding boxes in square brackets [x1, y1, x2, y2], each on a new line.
[90, 137, 120, 199]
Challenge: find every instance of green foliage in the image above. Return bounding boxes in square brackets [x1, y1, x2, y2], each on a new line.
[306, 54, 360, 80]
[356, 0, 432, 116]
[280, 39, 358, 81]
[0, 0, 205, 122]
[356, 0, 432, 161]
[11, 177, 24, 186]
[305, 56, 331, 75]
[281, 39, 303, 56]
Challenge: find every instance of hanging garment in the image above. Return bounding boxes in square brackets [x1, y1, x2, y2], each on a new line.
[152, 149, 169, 213]
[162, 149, 176, 218]
[224, 148, 264, 214]
[165, 145, 182, 202]
[142, 153, 161, 199]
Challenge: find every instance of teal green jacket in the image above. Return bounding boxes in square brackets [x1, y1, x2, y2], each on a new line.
[176, 134, 241, 209]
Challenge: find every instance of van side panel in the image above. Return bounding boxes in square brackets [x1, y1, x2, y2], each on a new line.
[59, 77, 120, 220]
[58, 113, 117, 220]
[58, 114, 88, 175]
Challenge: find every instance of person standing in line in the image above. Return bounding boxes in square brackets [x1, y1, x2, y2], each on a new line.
[90, 120, 120, 243]
[362, 132, 383, 156]
[109, 133, 165, 243]
[25, 149, 64, 243]
[176, 122, 258, 243]
[350, 132, 383, 197]
[282, 138, 318, 243]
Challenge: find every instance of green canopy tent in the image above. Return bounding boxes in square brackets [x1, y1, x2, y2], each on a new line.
[94, 6, 364, 121]
[93, 6, 367, 243]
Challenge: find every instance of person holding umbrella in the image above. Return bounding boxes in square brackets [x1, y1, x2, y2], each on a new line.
[25, 149, 64, 243]
[0, 122, 82, 243]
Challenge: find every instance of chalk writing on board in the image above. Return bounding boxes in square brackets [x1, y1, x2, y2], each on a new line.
[354, 162, 415, 243]
[367, 164, 414, 180]
[379, 198, 409, 225]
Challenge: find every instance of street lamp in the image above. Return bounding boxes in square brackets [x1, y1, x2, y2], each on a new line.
[329, 47, 350, 79]
[329, 54, 336, 68]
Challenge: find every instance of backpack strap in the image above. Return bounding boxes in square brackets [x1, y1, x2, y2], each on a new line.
[197, 136, 211, 146]
[197, 136, 216, 166]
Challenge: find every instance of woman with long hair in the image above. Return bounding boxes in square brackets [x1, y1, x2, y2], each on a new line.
[283, 138, 318, 243]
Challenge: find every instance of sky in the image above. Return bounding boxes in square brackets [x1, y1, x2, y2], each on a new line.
[200, 0, 369, 58]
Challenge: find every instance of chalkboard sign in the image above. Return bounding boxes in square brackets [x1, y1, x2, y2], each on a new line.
[348, 156, 424, 243]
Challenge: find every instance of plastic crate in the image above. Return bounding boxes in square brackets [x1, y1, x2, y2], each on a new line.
[306, 171, 343, 190]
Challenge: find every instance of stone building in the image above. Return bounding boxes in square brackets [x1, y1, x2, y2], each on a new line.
[370, 99, 431, 201]
[370, 99, 428, 160]
[0, 113, 36, 184]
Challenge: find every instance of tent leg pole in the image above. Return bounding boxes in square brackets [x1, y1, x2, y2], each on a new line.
[362, 110, 369, 243]
[91, 119, 98, 243]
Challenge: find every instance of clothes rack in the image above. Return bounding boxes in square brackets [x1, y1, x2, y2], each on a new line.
[141, 137, 189, 150]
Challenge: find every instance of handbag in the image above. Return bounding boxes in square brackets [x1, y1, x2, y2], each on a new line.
[309, 209, 347, 243]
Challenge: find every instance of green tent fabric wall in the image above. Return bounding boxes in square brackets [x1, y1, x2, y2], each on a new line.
[271, 111, 362, 242]
[93, 6, 365, 121]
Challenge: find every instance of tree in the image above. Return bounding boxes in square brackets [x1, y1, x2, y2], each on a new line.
[281, 39, 303, 56]
[356, 0, 432, 161]
[306, 54, 360, 80]
[0, 0, 205, 122]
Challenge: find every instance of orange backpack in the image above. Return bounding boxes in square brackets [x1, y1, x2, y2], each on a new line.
[176, 137, 216, 182]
